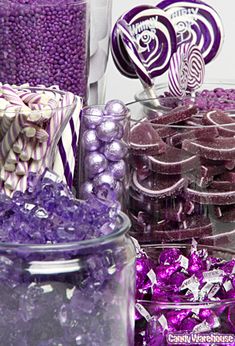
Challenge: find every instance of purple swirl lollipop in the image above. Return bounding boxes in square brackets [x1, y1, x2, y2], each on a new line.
[169, 42, 205, 97]
[111, 5, 177, 79]
[157, 0, 224, 64]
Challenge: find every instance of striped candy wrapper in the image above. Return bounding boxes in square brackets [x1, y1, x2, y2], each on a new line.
[53, 95, 82, 188]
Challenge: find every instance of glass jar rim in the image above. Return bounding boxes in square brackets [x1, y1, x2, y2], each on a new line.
[0, 212, 131, 252]
[138, 243, 235, 306]
[135, 78, 235, 102]
[82, 105, 131, 120]
[1, 86, 77, 113]
[127, 97, 235, 129]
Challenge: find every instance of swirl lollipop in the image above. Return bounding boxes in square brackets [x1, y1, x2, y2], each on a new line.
[157, 0, 224, 64]
[168, 43, 205, 98]
[111, 5, 177, 80]
[116, 19, 157, 100]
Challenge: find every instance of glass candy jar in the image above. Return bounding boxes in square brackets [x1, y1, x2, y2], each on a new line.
[0, 212, 136, 345]
[135, 244, 235, 346]
[127, 97, 235, 245]
[78, 100, 130, 208]
[0, 0, 89, 100]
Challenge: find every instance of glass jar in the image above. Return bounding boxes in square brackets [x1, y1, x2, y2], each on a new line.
[0, 85, 80, 194]
[127, 97, 235, 245]
[77, 105, 130, 208]
[135, 244, 235, 346]
[0, 0, 89, 100]
[0, 212, 136, 345]
[89, 0, 113, 105]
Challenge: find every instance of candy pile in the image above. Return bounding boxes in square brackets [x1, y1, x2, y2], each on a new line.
[0, 0, 88, 99]
[0, 170, 134, 346]
[0, 84, 79, 195]
[0, 169, 119, 244]
[129, 103, 235, 243]
[79, 100, 129, 202]
[135, 242, 235, 346]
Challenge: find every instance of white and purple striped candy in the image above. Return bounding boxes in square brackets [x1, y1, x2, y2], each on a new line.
[111, 5, 177, 79]
[117, 19, 153, 88]
[157, 0, 224, 64]
[168, 43, 205, 97]
[169, 44, 189, 98]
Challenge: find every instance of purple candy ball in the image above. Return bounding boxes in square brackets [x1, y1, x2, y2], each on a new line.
[85, 152, 107, 178]
[104, 99, 128, 116]
[108, 160, 126, 180]
[80, 181, 94, 199]
[96, 120, 119, 143]
[104, 140, 127, 161]
[82, 130, 100, 151]
[83, 107, 103, 129]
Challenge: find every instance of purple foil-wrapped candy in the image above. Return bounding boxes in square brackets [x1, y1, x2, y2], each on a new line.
[82, 130, 101, 151]
[85, 152, 107, 178]
[96, 120, 119, 143]
[83, 107, 103, 129]
[103, 140, 127, 162]
[159, 248, 181, 265]
[104, 99, 128, 117]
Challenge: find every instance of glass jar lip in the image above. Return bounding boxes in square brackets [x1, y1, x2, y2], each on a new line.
[0, 212, 131, 252]
[135, 78, 235, 102]
[82, 105, 131, 120]
[1, 86, 77, 113]
[0, 0, 88, 7]
[138, 243, 235, 306]
[127, 97, 235, 129]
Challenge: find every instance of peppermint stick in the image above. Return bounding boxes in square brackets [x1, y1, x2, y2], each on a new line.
[5, 173, 20, 191]
[35, 128, 49, 143]
[22, 126, 37, 138]
[1, 84, 25, 106]
[0, 114, 27, 161]
[20, 141, 34, 162]
[6, 149, 18, 164]
[13, 135, 25, 154]
[17, 90, 42, 105]
[0, 167, 9, 181]
[16, 161, 28, 176]
[31, 142, 47, 161]
[15, 175, 27, 192]
[4, 162, 16, 173]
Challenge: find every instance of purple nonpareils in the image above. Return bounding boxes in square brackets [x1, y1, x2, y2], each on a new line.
[157, 0, 224, 65]
[0, 0, 89, 99]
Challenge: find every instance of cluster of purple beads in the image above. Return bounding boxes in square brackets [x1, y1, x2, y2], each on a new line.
[0, 169, 133, 345]
[135, 243, 235, 346]
[163, 88, 235, 111]
[80, 100, 129, 202]
[0, 0, 88, 99]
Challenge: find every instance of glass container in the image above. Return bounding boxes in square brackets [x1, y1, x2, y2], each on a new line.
[89, 0, 112, 105]
[135, 244, 235, 346]
[77, 106, 130, 208]
[0, 0, 90, 100]
[127, 97, 235, 245]
[0, 212, 136, 345]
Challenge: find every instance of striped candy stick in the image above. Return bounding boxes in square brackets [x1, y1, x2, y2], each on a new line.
[6, 149, 18, 165]
[16, 161, 28, 176]
[0, 113, 27, 162]
[15, 174, 28, 193]
[4, 172, 20, 191]
[17, 90, 42, 105]
[13, 135, 26, 154]
[1, 84, 25, 106]
[31, 141, 47, 161]
[20, 140, 34, 162]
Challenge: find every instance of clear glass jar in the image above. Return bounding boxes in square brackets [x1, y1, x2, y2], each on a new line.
[77, 106, 130, 208]
[127, 97, 235, 245]
[0, 85, 80, 194]
[0, 0, 89, 100]
[135, 80, 235, 105]
[89, 0, 113, 105]
[0, 212, 136, 345]
[135, 244, 235, 346]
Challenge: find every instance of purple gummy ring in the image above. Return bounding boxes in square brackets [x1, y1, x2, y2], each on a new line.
[157, 0, 224, 65]
[116, 19, 153, 88]
[111, 5, 177, 79]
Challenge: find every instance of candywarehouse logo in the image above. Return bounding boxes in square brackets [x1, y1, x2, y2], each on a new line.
[167, 333, 235, 344]
[130, 17, 158, 35]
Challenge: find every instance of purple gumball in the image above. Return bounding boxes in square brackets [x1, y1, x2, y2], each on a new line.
[104, 99, 128, 116]
[83, 106, 103, 129]
[108, 160, 126, 180]
[82, 130, 101, 151]
[96, 120, 119, 143]
[104, 140, 127, 161]
[85, 152, 107, 178]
